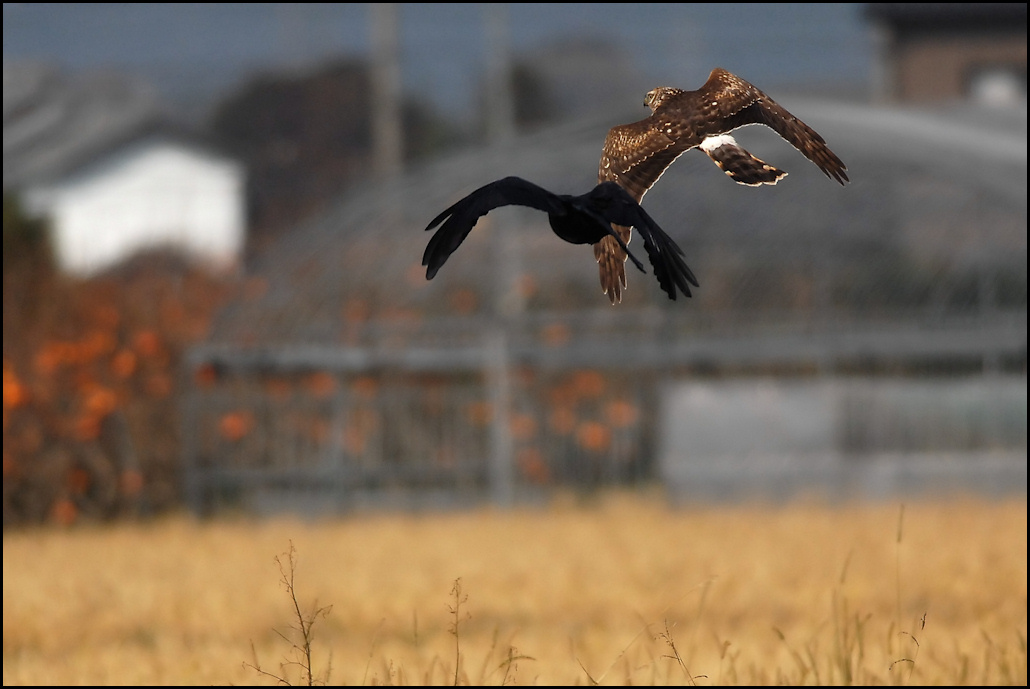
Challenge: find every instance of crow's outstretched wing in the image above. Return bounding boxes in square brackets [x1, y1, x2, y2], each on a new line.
[634, 209, 698, 301]
[583, 182, 698, 301]
[422, 176, 566, 280]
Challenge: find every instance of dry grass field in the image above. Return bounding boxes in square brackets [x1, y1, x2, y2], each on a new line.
[3, 490, 1026, 685]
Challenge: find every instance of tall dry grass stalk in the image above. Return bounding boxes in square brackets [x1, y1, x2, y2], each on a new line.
[3, 490, 1026, 685]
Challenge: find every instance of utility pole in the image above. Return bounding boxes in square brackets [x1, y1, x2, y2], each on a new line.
[483, 2, 516, 146]
[483, 3, 517, 507]
[370, 3, 403, 179]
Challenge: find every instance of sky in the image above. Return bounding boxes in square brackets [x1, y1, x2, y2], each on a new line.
[3, 3, 875, 121]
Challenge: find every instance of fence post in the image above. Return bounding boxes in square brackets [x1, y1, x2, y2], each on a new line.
[486, 330, 515, 506]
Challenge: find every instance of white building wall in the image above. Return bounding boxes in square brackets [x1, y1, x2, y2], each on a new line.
[35, 137, 245, 276]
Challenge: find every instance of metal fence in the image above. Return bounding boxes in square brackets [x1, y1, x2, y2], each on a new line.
[182, 100, 1027, 514]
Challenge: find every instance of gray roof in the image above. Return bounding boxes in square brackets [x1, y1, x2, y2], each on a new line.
[3, 60, 210, 189]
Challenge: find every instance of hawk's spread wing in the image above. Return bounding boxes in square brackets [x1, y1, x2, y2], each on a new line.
[744, 96, 849, 185]
[660, 68, 849, 186]
[598, 121, 682, 201]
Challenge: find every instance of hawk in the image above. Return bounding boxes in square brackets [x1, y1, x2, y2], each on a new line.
[423, 177, 698, 301]
[595, 67, 849, 303]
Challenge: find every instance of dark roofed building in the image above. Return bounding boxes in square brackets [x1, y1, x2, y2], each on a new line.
[3, 61, 246, 277]
[865, 3, 1027, 105]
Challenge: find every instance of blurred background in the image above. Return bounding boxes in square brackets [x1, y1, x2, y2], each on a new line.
[3, 3, 1026, 525]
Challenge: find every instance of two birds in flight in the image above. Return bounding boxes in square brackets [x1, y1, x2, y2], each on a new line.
[422, 68, 849, 304]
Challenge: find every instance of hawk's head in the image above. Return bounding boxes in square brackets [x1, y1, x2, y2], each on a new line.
[644, 87, 683, 112]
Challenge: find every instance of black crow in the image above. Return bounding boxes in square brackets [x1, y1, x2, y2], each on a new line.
[423, 176, 698, 301]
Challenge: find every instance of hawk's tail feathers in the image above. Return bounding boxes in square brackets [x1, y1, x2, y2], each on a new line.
[700, 136, 787, 186]
[594, 233, 629, 305]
